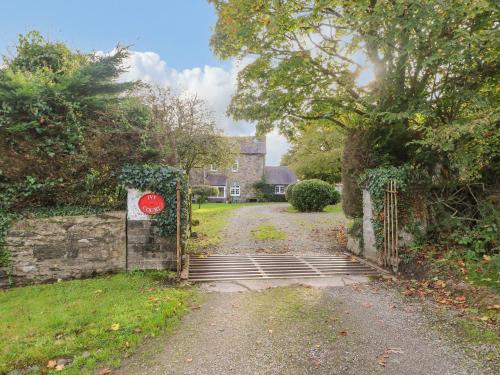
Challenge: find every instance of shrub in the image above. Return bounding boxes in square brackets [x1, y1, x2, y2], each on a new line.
[330, 189, 341, 205]
[289, 179, 337, 212]
[285, 182, 296, 202]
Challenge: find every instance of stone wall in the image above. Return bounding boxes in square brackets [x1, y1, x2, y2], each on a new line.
[126, 219, 177, 270]
[1, 212, 126, 287]
[228, 153, 265, 202]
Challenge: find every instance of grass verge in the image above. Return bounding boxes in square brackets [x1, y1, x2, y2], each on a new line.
[0, 271, 194, 374]
[189, 202, 261, 252]
[251, 223, 286, 240]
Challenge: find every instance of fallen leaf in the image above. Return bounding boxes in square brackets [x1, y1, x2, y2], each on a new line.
[433, 280, 446, 289]
[47, 360, 57, 369]
[480, 316, 490, 321]
[55, 364, 65, 371]
[339, 330, 348, 337]
[111, 323, 120, 331]
[148, 296, 159, 302]
[268, 329, 273, 334]
[96, 368, 112, 375]
[186, 358, 193, 363]
[483, 255, 491, 262]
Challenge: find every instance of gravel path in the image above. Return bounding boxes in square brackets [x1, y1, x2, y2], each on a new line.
[117, 204, 494, 374]
[215, 203, 346, 255]
[118, 282, 492, 375]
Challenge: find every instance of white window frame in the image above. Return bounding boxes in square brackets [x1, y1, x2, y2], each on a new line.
[209, 185, 226, 199]
[230, 183, 240, 197]
[210, 164, 218, 172]
[275, 185, 285, 195]
[231, 159, 239, 172]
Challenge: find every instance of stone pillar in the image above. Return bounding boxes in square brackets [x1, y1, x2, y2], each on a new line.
[362, 189, 378, 263]
[126, 189, 176, 270]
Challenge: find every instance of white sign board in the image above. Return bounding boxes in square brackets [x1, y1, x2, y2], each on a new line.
[127, 188, 152, 221]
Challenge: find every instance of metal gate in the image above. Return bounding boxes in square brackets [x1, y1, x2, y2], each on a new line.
[383, 180, 399, 271]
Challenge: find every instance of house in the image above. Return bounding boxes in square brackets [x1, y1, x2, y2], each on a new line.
[190, 136, 297, 202]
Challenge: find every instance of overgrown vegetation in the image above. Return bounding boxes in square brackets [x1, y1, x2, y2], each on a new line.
[0, 271, 194, 374]
[0, 31, 232, 265]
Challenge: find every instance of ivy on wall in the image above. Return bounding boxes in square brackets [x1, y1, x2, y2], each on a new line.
[119, 164, 189, 237]
[360, 165, 412, 251]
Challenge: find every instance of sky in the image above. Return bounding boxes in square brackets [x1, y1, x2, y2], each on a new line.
[0, 0, 289, 165]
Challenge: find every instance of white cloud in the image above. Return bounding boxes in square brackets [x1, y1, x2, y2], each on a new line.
[119, 51, 289, 166]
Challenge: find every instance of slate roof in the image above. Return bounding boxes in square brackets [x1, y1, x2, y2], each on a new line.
[236, 136, 266, 154]
[206, 174, 227, 186]
[264, 166, 297, 185]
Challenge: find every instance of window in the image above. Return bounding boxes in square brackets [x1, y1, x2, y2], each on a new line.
[210, 164, 218, 172]
[230, 183, 240, 197]
[231, 160, 239, 172]
[209, 186, 226, 198]
[275, 185, 285, 195]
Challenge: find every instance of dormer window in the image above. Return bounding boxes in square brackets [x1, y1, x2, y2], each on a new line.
[210, 164, 218, 172]
[232, 160, 239, 172]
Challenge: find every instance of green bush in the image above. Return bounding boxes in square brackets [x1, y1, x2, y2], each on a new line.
[289, 179, 337, 212]
[331, 188, 341, 205]
[285, 182, 296, 202]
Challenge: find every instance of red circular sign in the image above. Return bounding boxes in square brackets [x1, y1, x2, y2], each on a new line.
[138, 193, 165, 215]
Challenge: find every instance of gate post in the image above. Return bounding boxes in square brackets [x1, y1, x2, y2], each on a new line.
[126, 189, 177, 271]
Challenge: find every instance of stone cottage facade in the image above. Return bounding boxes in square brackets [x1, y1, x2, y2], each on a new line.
[190, 136, 297, 202]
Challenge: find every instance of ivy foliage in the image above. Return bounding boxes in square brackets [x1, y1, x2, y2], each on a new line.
[253, 178, 286, 202]
[119, 164, 189, 237]
[360, 165, 411, 213]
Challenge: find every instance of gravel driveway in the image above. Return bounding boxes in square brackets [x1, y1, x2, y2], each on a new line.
[116, 204, 495, 374]
[118, 282, 493, 375]
[215, 203, 346, 255]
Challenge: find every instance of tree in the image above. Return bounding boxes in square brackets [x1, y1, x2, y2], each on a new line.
[282, 123, 344, 184]
[140, 86, 237, 177]
[191, 185, 218, 208]
[209, 0, 498, 173]
[0, 31, 148, 209]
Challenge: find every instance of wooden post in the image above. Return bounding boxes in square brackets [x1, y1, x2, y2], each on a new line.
[176, 178, 181, 278]
[384, 186, 388, 267]
[394, 181, 399, 270]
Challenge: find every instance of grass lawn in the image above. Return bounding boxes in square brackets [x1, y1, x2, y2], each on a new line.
[0, 272, 195, 374]
[189, 202, 262, 252]
[251, 223, 286, 240]
[286, 202, 343, 213]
